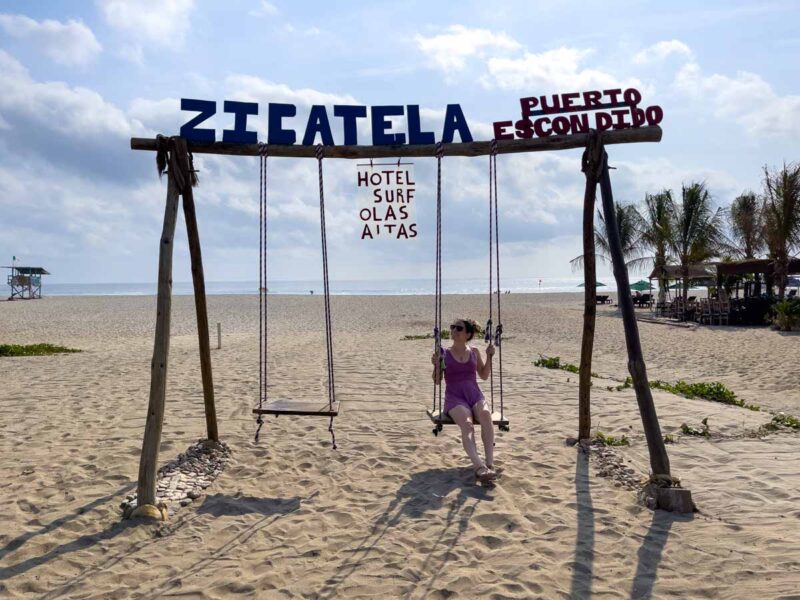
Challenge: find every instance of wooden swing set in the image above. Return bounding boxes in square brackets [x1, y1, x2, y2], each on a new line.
[129, 122, 692, 519]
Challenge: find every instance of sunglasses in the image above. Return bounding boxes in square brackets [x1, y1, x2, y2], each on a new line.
[449, 324, 465, 332]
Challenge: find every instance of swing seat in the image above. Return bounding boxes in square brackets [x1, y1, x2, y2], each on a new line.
[426, 408, 509, 428]
[253, 399, 340, 417]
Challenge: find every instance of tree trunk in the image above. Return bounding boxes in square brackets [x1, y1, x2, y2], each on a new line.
[777, 254, 788, 300]
[578, 136, 602, 441]
[598, 150, 671, 479]
[682, 264, 690, 305]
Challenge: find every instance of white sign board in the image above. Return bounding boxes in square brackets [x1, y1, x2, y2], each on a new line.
[356, 163, 417, 240]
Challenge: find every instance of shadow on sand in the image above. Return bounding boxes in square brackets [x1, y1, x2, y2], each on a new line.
[569, 449, 595, 599]
[630, 510, 693, 599]
[2, 490, 308, 599]
[0, 481, 136, 579]
[316, 466, 495, 600]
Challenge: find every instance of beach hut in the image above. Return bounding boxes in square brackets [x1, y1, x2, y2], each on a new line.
[4, 265, 50, 300]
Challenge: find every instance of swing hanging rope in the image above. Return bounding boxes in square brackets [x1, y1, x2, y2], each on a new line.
[432, 142, 444, 423]
[491, 142, 506, 426]
[316, 144, 337, 450]
[255, 146, 268, 442]
[254, 144, 337, 449]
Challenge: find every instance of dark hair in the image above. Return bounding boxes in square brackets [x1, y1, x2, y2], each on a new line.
[453, 318, 480, 341]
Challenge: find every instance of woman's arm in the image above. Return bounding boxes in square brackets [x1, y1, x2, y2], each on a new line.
[431, 351, 443, 385]
[476, 346, 493, 380]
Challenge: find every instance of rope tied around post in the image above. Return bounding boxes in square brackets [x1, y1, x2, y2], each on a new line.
[581, 129, 604, 184]
[156, 135, 198, 193]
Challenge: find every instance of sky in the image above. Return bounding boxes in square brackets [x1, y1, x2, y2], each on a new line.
[1, 0, 799, 285]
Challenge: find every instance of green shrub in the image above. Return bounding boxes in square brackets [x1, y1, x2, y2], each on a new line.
[595, 431, 630, 446]
[651, 380, 742, 406]
[0, 343, 81, 357]
[534, 355, 596, 376]
[680, 417, 710, 437]
[771, 412, 800, 430]
[772, 299, 800, 331]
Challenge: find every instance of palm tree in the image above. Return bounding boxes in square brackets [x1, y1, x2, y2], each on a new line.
[571, 202, 646, 270]
[762, 163, 800, 299]
[725, 192, 765, 259]
[638, 190, 674, 302]
[669, 182, 724, 302]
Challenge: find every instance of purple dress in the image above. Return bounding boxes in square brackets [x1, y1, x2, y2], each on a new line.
[443, 347, 485, 415]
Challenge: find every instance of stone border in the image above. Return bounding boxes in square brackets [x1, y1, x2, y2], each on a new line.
[122, 440, 231, 517]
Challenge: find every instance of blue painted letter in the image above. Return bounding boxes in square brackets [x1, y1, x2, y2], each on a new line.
[180, 98, 216, 143]
[441, 104, 473, 143]
[333, 105, 367, 145]
[223, 101, 258, 144]
[302, 105, 334, 146]
[407, 105, 435, 145]
[268, 103, 297, 145]
[371, 105, 406, 145]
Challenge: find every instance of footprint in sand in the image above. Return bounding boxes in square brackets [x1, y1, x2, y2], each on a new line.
[17, 499, 40, 514]
[476, 534, 505, 549]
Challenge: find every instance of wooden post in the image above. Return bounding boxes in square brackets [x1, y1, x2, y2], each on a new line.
[578, 135, 602, 441]
[178, 143, 219, 442]
[217, 322, 221, 349]
[135, 172, 180, 510]
[598, 150, 671, 479]
[131, 126, 662, 159]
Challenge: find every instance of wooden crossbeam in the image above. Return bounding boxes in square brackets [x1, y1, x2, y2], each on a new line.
[130, 126, 661, 159]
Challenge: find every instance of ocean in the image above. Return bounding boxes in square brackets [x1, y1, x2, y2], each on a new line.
[40, 278, 620, 297]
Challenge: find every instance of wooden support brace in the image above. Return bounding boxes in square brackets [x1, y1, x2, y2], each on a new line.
[598, 150, 672, 479]
[181, 160, 219, 442]
[136, 172, 180, 508]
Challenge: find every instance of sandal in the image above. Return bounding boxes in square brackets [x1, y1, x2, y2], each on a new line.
[475, 465, 496, 482]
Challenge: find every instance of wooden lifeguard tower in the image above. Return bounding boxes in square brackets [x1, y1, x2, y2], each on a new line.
[4, 265, 50, 300]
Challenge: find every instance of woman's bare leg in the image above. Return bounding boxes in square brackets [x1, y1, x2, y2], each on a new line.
[473, 401, 495, 468]
[449, 405, 484, 470]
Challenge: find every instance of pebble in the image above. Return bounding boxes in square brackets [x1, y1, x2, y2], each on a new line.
[121, 440, 231, 516]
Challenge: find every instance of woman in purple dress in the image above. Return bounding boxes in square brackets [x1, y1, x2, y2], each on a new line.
[432, 318, 496, 481]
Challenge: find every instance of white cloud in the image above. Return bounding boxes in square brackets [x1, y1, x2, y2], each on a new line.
[0, 50, 138, 137]
[0, 14, 101, 66]
[97, 0, 195, 47]
[673, 62, 800, 138]
[633, 40, 692, 65]
[415, 25, 521, 72]
[482, 46, 644, 93]
[226, 74, 359, 107]
[249, 1, 279, 17]
[283, 24, 321, 36]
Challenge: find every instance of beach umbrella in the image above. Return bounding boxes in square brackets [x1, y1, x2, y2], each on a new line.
[577, 281, 606, 287]
[630, 280, 650, 291]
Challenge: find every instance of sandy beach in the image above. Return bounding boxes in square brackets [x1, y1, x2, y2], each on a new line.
[1, 292, 799, 599]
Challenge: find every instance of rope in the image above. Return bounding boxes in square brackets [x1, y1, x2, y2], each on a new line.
[491, 140, 505, 424]
[316, 144, 337, 450]
[487, 143, 495, 413]
[255, 144, 268, 442]
[433, 142, 444, 423]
